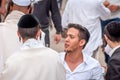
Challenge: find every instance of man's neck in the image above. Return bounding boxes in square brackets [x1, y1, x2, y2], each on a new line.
[13, 5, 29, 14]
[65, 50, 83, 71]
[66, 51, 83, 63]
[111, 42, 120, 49]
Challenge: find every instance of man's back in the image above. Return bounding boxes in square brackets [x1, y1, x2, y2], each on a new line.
[0, 47, 65, 80]
[0, 11, 24, 73]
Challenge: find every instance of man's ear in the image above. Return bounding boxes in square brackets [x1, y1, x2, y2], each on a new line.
[36, 29, 41, 39]
[17, 31, 21, 38]
[104, 34, 111, 45]
[104, 34, 108, 41]
[17, 31, 22, 42]
[79, 39, 86, 47]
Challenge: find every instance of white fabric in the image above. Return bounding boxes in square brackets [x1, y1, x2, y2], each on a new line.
[105, 44, 112, 56]
[0, 39, 66, 80]
[59, 52, 104, 80]
[0, 11, 24, 74]
[0, 10, 45, 74]
[20, 38, 44, 50]
[12, 0, 31, 6]
[108, 0, 120, 19]
[62, 0, 111, 56]
[40, 31, 45, 46]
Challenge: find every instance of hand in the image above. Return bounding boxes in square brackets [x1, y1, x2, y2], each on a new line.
[54, 34, 61, 44]
[0, 7, 6, 16]
[108, 4, 119, 12]
[102, 66, 107, 76]
[104, 0, 110, 7]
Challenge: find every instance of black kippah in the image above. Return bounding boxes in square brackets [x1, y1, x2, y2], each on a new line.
[107, 21, 120, 38]
[18, 14, 39, 28]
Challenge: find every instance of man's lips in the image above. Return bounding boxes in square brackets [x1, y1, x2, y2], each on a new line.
[65, 43, 69, 48]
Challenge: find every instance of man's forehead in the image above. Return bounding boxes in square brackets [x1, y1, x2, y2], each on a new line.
[68, 28, 79, 33]
[67, 28, 79, 35]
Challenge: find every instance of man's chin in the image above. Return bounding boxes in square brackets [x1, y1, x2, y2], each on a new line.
[64, 49, 72, 53]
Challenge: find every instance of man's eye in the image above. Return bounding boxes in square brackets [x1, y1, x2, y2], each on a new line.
[70, 36, 74, 39]
[64, 35, 68, 38]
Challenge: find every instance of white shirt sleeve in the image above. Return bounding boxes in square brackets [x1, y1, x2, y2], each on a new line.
[97, 0, 111, 20]
[62, 1, 71, 29]
[91, 63, 104, 80]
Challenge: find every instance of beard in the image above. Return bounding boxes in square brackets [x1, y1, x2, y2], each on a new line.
[64, 49, 72, 54]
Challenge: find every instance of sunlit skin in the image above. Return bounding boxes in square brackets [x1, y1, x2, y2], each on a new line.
[64, 27, 85, 71]
[64, 28, 84, 53]
[64, 27, 86, 54]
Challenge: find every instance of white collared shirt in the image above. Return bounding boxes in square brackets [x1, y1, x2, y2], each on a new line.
[20, 38, 45, 50]
[59, 52, 104, 80]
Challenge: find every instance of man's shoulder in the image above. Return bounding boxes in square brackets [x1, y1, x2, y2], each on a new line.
[59, 52, 65, 56]
[111, 47, 120, 60]
[21, 47, 59, 57]
[59, 52, 65, 60]
[0, 22, 7, 27]
[84, 54, 100, 67]
[6, 48, 59, 63]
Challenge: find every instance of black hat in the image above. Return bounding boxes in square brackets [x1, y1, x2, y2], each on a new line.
[18, 14, 39, 28]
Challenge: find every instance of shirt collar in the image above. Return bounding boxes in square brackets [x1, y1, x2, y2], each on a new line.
[62, 52, 89, 65]
[21, 38, 45, 50]
[109, 45, 120, 57]
[61, 52, 91, 73]
[82, 53, 90, 64]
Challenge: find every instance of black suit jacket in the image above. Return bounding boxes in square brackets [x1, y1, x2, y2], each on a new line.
[105, 47, 120, 80]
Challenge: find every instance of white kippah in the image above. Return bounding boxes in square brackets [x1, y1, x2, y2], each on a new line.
[12, 0, 31, 6]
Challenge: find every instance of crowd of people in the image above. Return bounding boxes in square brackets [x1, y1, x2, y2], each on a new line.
[0, 0, 120, 80]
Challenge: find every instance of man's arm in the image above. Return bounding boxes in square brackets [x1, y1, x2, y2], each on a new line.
[50, 0, 62, 43]
[104, 0, 110, 7]
[104, 0, 120, 12]
[0, 0, 7, 16]
[50, 0, 62, 34]
[92, 63, 104, 80]
[106, 57, 120, 80]
[97, 0, 111, 20]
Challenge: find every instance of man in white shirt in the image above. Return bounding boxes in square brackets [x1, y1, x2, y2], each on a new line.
[0, 14, 66, 80]
[62, 0, 111, 56]
[104, 21, 120, 80]
[59, 23, 104, 80]
[0, 0, 32, 74]
[0, 0, 45, 74]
